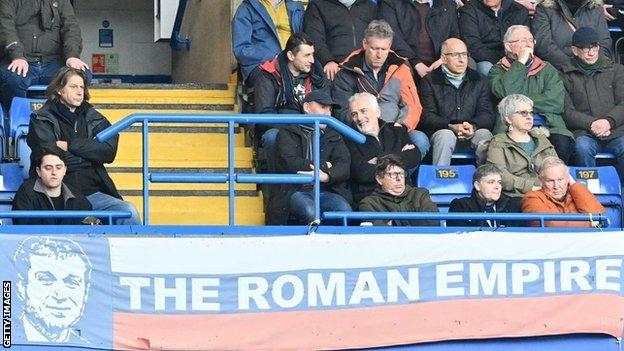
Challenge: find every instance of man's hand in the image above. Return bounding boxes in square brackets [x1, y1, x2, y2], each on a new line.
[66, 57, 89, 71]
[532, 185, 542, 191]
[325, 161, 333, 169]
[8, 58, 28, 77]
[401, 143, 415, 151]
[414, 62, 430, 78]
[461, 122, 475, 139]
[515, 0, 537, 16]
[517, 46, 533, 64]
[591, 118, 611, 137]
[324, 61, 340, 81]
[604, 4, 617, 21]
[430, 58, 444, 71]
[449, 123, 465, 138]
[367, 157, 378, 165]
[298, 169, 330, 182]
[56, 141, 68, 151]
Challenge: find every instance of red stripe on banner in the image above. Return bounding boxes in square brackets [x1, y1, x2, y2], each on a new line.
[113, 294, 624, 350]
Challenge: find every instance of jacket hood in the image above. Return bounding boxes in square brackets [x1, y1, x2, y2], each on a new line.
[33, 179, 77, 203]
[372, 184, 416, 201]
[541, 0, 603, 10]
[340, 48, 408, 73]
[259, 51, 325, 85]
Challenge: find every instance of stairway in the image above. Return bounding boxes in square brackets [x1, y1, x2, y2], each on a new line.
[89, 83, 264, 225]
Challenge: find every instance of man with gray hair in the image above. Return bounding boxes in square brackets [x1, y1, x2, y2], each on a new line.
[331, 20, 426, 157]
[522, 156, 604, 227]
[344, 92, 421, 204]
[489, 25, 574, 163]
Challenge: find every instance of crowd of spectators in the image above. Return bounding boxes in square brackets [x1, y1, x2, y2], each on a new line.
[233, 0, 624, 228]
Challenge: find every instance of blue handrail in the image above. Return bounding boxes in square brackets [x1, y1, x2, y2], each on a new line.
[96, 113, 365, 226]
[170, 0, 191, 51]
[0, 211, 132, 225]
[324, 212, 609, 227]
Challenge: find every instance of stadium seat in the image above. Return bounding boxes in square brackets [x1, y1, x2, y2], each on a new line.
[0, 162, 24, 225]
[532, 113, 544, 127]
[416, 164, 475, 212]
[9, 97, 45, 179]
[569, 166, 623, 228]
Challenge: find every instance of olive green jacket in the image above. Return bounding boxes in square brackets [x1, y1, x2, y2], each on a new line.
[486, 131, 557, 196]
[359, 185, 439, 226]
[490, 58, 573, 138]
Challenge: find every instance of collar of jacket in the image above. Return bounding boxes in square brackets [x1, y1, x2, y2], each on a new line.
[470, 188, 510, 210]
[373, 184, 417, 201]
[430, 66, 481, 85]
[33, 178, 77, 204]
[541, 0, 602, 10]
[473, 0, 515, 16]
[500, 55, 546, 77]
[283, 124, 342, 141]
[247, 0, 301, 38]
[340, 48, 408, 75]
[259, 51, 324, 86]
[561, 56, 613, 74]
[499, 131, 553, 155]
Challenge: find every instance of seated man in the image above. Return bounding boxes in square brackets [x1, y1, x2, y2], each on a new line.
[448, 164, 523, 227]
[345, 92, 421, 204]
[490, 25, 574, 163]
[359, 154, 439, 226]
[12, 147, 92, 225]
[267, 90, 352, 224]
[0, 0, 90, 111]
[522, 156, 605, 227]
[418, 38, 495, 165]
[27, 67, 141, 225]
[254, 33, 327, 171]
[303, 0, 377, 81]
[560, 27, 624, 185]
[331, 20, 427, 156]
[458, 0, 529, 76]
[232, 0, 304, 86]
[379, 0, 459, 79]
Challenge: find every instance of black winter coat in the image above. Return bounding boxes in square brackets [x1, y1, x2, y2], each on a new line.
[12, 178, 92, 225]
[345, 119, 421, 204]
[458, 0, 529, 64]
[303, 0, 378, 66]
[418, 67, 495, 136]
[561, 58, 624, 141]
[27, 100, 122, 199]
[266, 125, 352, 224]
[0, 0, 83, 62]
[448, 190, 523, 227]
[379, 0, 459, 67]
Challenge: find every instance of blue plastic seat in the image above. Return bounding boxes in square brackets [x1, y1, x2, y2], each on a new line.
[568, 166, 622, 228]
[416, 165, 475, 212]
[9, 97, 45, 179]
[0, 162, 25, 225]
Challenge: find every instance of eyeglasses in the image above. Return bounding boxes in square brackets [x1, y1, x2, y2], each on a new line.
[385, 171, 406, 180]
[578, 44, 599, 53]
[513, 110, 533, 117]
[508, 38, 536, 45]
[442, 52, 469, 59]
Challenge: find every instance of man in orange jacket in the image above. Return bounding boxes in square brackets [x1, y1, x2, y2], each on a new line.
[522, 156, 604, 227]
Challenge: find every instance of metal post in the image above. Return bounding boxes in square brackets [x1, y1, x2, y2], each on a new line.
[228, 121, 235, 225]
[142, 120, 150, 225]
[313, 121, 321, 222]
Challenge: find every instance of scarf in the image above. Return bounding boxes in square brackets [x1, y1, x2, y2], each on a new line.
[441, 65, 465, 88]
[54, 99, 78, 126]
[500, 55, 546, 77]
[338, 0, 357, 8]
[573, 55, 605, 75]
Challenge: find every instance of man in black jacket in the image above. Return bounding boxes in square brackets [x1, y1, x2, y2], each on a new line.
[418, 38, 495, 165]
[345, 92, 421, 204]
[266, 90, 352, 224]
[379, 0, 460, 79]
[254, 33, 328, 172]
[12, 147, 92, 225]
[27, 67, 141, 225]
[303, 0, 377, 81]
[458, 0, 529, 76]
[448, 163, 523, 226]
[0, 0, 90, 111]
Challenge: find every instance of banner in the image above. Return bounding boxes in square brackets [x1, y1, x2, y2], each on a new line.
[2, 232, 624, 350]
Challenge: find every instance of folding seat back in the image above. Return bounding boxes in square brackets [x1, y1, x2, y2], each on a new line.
[568, 166, 622, 228]
[0, 163, 25, 225]
[417, 165, 475, 212]
[9, 97, 45, 179]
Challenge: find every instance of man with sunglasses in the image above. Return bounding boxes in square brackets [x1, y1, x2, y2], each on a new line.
[359, 154, 439, 226]
[418, 38, 495, 165]
[560, 27, 624, 185]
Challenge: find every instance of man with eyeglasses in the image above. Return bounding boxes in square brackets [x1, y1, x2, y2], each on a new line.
[490, 25, 574, 163]
[522, 156, 604, 227]
[418, 38, 495, 165]
[560, 27, 624, 185]
[359, 154, 439, 226]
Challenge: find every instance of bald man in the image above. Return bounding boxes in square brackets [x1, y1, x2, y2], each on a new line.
[417, 38, 495, 165]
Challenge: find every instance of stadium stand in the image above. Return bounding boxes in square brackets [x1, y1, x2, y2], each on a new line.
[416, 164, 475, 212]
[9, 97, 45, 179]
[0, 162, 24, 224]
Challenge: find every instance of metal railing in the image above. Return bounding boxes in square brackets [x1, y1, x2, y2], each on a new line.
[96, 113, 365, 225]
[324, 212, 610, 228]
[0, 211, 132, 225]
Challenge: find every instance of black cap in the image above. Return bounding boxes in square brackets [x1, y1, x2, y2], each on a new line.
[572, 27, 600, 47]
[302, 90, 336, 106]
